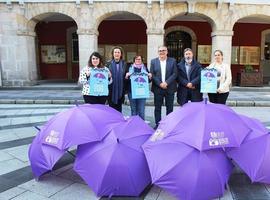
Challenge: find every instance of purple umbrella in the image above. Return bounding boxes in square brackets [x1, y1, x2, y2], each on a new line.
[41, 104, 125, 150]
[29, 104, 125, 177]
[74, 116, 154, 197]
[29, 127, 66, 177]
[158, 101, 251, 150]
[142, 134, 233, 200]
[226, 116, 270, 183]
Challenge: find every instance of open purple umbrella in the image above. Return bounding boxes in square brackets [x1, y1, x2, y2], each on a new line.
[142, 134, 233, 200]
[226, 116, 270, 184]
[74, 116, 154, 197]
[158, 101, 251, 150]
[40, 104, 125, 150]
[29, 104, 125, 177]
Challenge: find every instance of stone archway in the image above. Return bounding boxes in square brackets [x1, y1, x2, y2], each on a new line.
[165, 26, 197, 61]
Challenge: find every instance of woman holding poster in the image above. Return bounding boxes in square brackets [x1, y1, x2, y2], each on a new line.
[207, 50, 232, 104]
[125, 55, 152, 120]
[79, 52, 112, 104]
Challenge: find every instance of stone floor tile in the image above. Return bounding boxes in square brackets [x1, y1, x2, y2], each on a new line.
[51, 164, 73, 176]
[0, 159, 28, 175]
[0, 118, 12, 127]
[10, 117, 30, 126]
[0, 151, 13, 162]
[10, 191, 50, 200]
[4, 144, 30, 162]
[50, 183, 98, 200]
[18, 174, 73, 197]
[156, 189, 176, 200]
[0, 187, 26, 200]
[57, 168, 85, 184]
[144, 185, 161, 200]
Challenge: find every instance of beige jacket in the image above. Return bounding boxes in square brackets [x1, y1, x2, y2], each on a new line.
[207, 62, 232, 93]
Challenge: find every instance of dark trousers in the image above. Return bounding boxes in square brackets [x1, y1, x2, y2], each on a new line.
[208, 92, 229, 105]
[154, 91, 174, 125]
[108, 98, 123, 113]
[83, 95, 107, 105]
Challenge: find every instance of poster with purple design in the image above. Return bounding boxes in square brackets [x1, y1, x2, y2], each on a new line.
[200, 68, 217, 93]
[130, 73, 150, 99]
[89, 69, 109, 96]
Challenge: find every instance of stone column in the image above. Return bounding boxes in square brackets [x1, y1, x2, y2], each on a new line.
[211, 30, 234, 65]
[147, 28, 164, 68]
[0, 29, 38, 86]
[77, 29, 98, 71]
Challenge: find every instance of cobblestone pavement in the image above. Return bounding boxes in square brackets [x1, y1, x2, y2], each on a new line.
[0, 104, 270, 200]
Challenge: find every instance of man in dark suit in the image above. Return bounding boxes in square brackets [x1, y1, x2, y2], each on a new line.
[177, 48, 203, 106]
[150, 46, 177, 128]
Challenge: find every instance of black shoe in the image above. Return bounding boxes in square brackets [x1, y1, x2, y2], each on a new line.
[153, 125, 158, 130]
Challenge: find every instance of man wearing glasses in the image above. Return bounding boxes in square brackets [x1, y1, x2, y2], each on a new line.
[150, 46, 177, 129]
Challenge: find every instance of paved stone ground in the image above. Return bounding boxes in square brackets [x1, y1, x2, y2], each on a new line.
[0, 83, 270, 106]
[0, 104, 270, 200]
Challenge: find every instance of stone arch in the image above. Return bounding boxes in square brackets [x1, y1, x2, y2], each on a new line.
[93, 3, 147, 29]
[229, 5, 270, 30]
[164, 26, 197, 57]
[26, 3, 78, 31]
[161, 3, 217, 32]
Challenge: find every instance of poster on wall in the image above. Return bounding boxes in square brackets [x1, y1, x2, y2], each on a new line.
[197, 45, 212, 64]
[41, 45, 66, 64]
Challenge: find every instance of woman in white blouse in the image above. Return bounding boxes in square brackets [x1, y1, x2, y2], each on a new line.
[79, 52, 112, 104]
[207, 50, 232, 104]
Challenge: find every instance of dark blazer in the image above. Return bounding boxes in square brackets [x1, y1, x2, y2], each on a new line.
[177, 58, 202, 105]
[150, 57, 177, 94]
[106, 60, 128, 102]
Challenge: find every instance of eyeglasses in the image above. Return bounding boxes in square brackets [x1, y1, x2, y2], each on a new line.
[135, 58, 142, 60]
[158, 49, 167, 52]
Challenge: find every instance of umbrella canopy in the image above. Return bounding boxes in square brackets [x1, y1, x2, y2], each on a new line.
[142, 135, 233, 200]
[74, 116, 154, 197]
[29, 127, 66, 177]
[158, 101, 251, 150]
[29, 104, 125, 177]
[41, 104, 125, 150]
[226, 116, 270, 184]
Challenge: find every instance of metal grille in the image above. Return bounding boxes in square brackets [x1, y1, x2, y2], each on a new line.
[165, 31, 191, 63]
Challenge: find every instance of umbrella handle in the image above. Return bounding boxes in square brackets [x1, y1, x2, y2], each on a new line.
[34, 126, 40, 131]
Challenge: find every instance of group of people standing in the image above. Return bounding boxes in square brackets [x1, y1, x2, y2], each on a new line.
[79, 45, 232, 128]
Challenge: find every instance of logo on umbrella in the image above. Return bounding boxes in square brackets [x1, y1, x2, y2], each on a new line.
[209, 131, 229, 146]
[94, 73, 106, 79]
[45, 130, 60, 145]
[150, 129, 165, 142]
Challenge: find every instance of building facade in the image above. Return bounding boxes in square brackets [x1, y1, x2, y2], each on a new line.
[0, 0, 270, 86]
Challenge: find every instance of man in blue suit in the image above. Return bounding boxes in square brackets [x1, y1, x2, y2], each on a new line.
[177, 48, 203, 106]
[150, 46, 177, 129]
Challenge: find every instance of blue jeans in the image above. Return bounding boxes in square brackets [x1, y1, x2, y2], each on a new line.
[128, 93, 146, 120]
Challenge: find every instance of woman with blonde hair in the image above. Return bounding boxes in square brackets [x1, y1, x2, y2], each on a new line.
[207, 50, 232, 104]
